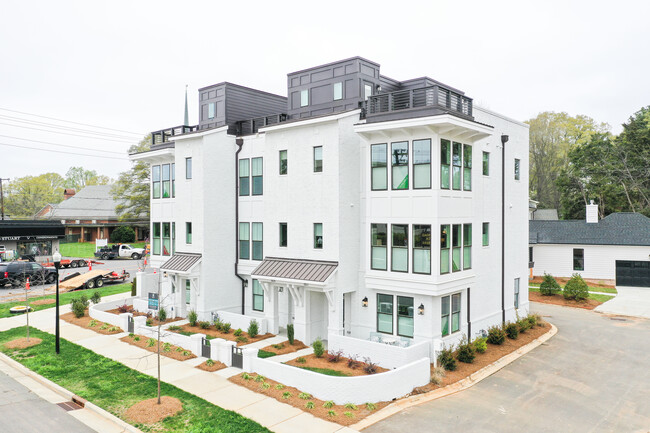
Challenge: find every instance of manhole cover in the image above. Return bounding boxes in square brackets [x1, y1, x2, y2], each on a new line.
[56, 401, 83, 411]
[610, 317, 627, 322]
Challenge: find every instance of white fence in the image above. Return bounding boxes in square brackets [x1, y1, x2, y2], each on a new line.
[89, 297, 135, 330]
[216, 311, 268, 335]
[242, 347, 430, 404]
[328, 334, 431, 369]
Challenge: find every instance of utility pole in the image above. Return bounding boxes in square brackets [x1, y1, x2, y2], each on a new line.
[0, 178, 9, 220]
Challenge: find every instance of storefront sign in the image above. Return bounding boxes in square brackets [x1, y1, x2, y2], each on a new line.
[0, 235, 59, 241]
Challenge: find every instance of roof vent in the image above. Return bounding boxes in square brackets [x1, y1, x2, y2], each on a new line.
[586, 200, 598, 224]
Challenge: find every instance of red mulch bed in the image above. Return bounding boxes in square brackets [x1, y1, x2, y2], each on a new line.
[530, 275, 615, 289]
[168, 323, 274, 346]
[529, 290, 603, 310]
[104, 307, 183, 326]
[4, 338, 43, 349]
[125, 396, 182, 424]
[119, 334, 196, 361]
[259, 340, 308, 355]
[60, 311, 123, 335]
[285, 353, 388, 377]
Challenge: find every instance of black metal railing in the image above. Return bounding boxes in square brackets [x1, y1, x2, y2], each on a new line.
[151, 125, 199, 145]
[235, 114, 288, 136]
[361, 85, 473, 119]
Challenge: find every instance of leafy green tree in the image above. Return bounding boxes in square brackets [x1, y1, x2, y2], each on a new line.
[112, 135, 151, 221]
[4, 173, 65, 217]
[110, 226, 136, 243]
[64, 167, 111, 190]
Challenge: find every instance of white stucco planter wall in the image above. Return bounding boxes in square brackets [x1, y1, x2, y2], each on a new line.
[327, 334, 431, 369]
[216, 310, 268, 335]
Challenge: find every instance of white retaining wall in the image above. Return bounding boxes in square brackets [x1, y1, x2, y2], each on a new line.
[242, 347, 430, 405]
[216, 310, 268, 335]
[89, 298, 135, 330]
[328, 334, 431, 369]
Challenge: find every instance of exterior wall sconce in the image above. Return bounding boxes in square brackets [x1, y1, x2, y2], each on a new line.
[278, 287, 284, 292]
[362, 297, 368, 307]
[418, 304, 425, 315]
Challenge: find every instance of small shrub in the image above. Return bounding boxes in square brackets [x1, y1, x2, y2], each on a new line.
[473, 337, 488, 353]
[175, 347, 183, 352]
[90, 291, 102, 304]
[273, 343, 285, 350]
[88, 320, 97, 328]
[312, 338, 325, 358]
[117, 304, 130, 313]
[323, 400, 334, 409]
[327, 349, 343, 363]
[168, 325, 182, 331]
[236, 336, 248, 343]
[539, 273, 561, 296]
[505, 322, 519, 339]
[363, 357, 378, 374]
[221, 322, 231, 333]
[274, 384, 284, 390]
[70, 297, 89, 318]
[305, 401, 315, 409]
[456, 338, 476, 364]
[526, 315, 537, 328]
[206, 359, 215, 367]
[199, 321, 211, 330]
[214, 320, 223, 332]
[487, 325, 506, 345]
[163, 342, 171, 352]
[327, 410, 337, 417]
[247, 319, 259, 338]
[366, 402, 377, 411]
[296, 357, 306, 364]
[182, 350, 191, 356]
[344, 403, 357, 410]
[146, 338, 156, 347]
[287, 323, 295, 345]
[233, 328, 243, 337]
[533, 313, 544, 326]
[261, 382, 270, 389]
[564, 273, 589, 301]
[437, 346, 457, 371]
[517, 318, 531, 333]
[282, 391, 292, 399]
[430, 366, 446, 385]
[128, 332, 134, 338]
[254, 375, 266, 383]
[241, 372, 251, 380]
[133, 336, 140, 341]
[347, 354, 359, 369]
[188, 310, 198, 326]
[146, 318, 153, 327]
[157, 308, 167, 322]
[99, 323, 109, 330]
[299, 392, 311, 400]
[212, 314, 220, 326]
[344, 411, 354, 418]
[108, 326, 119, 332]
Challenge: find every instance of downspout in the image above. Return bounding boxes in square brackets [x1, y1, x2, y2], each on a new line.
[467, 286, 471, 340]
[235, 138, 246, 315]
[501, 134, 509, 325]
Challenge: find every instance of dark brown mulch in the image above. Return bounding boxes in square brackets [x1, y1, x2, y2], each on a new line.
[530, 275, 615, 289]
[119, 335, 196, 361]
[125, 396, 182, 424]
[196, 360, 227, 372]
[285, 353, 388, 377]
[4, 337, 43, 349]
[168, 323, 274, 346]
[259, 339, 308, 355]
[529, 290, 603, 310]
[60, 311, 123, 335]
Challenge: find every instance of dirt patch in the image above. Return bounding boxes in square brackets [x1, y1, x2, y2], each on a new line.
[530, 275, 615, 289]
[125, 396, 182, 424]
[4, 337, 43, 349]
[196, 360, 227, 372]
[31, 299, 56, 306]
[285, 353, 389, 377]
[259, 340, 308, 355]
[119, 334, 196, 361]
[168, 323, 274, 346]
[529, 290, 603, 310]
[60, 311, 123, 335]
[230, 373, 389, 426]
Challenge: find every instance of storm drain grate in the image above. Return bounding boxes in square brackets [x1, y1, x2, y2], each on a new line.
[610, 317, 627, 322]
[57, 400, 83, 411]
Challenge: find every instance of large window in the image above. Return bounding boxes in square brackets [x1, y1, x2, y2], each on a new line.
[413, 225, 431, 274]
[333, 82, 343, 101]
[413, 139, 431, 189]
[279, 223, 287, 247]
[279, 150, 288, 175]
[252, 223, 263, 260]
[441, 139, 450, 189]
[463, 224, 472, 270]
[186, 222, 192, 244]
[239, 223, 250, 260]
[573, 248, 584, 271]
[239, 159, 250, 196]
[172, 222, 175, 254]
[452, 224, 462, 272]
[371, 144, 388, 190]
[300, 89, 309, 107]
[364, 84, 373, 100]
[252, 157, 263, 195]
[482, 151, 490, 176]
[441, 293, 461, 336]
[391, 141, 409, 190]
[162, 164, 171, 198]
[514, 158, 521, 180]
[397, 296, 414, 338]
[152, 222, 161, 255]
[171, 163, 175, 198]
[252, 279, 264, 311]
[514, 278, 520, 309]
[152, 165, 160, 199]
[482, 222, 489, 246]
[314, 223, 323, 249]
[377, 294, 393, 334]
[371, 224, 388, 270]
[185, 280, 191, 304]
[185, 157, 192, 179]
[440, 224, 450, 274]
[313, 146, 322, 172]
[463, 144, 472, 191]
[391, 224, 408, 272]
[208, 102, 215, 119]
[162, 222, 171, 256]
[452, 141, 462, 190]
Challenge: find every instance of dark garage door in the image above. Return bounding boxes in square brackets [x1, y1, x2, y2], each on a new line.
[616, 261, 650, 288]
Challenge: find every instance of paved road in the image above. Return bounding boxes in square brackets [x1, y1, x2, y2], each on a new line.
[367, 303, 650, 433]
[0, 370, 95, 433]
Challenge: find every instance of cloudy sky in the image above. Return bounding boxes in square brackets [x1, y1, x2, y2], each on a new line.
[1, 0, 648, 181]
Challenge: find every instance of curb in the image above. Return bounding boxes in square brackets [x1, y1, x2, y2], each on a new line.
[0, 351, 144, 433]
[351, 323, 558, 431]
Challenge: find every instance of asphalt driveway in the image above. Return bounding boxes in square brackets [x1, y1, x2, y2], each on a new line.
[366, 303, 650, 433]
[595, 286, 650, 319]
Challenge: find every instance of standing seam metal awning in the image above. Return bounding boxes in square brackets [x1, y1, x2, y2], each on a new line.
[251, 257, 338, 283]
[160, 252, 202, 272]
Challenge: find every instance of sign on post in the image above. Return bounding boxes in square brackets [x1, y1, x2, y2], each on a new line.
[148, 292, 159, 310]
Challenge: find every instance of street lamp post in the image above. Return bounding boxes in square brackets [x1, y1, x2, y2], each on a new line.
[53, 251, 61, 354]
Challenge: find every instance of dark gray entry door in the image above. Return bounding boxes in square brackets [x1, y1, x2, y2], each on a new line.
[616, 261, 650, 287]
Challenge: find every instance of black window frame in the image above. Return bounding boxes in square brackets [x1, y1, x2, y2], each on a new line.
[279, 222, 288, 247]
[313, 223, 323, 249]
[391, 224, 408, 273]
[412, 138, 431, 189]
[152, 165, 161, 199]
[313, 146, 323, 173]
[391, 141, 409, 190]
[413, 224, 432, 275]
[371, 223, 388, 271]
[239, 222, 250, 260]
[252, 222, 263, 261]
[252, 157, 263, 195]
[573, 248, 584, 271]
[185, 157, 192, 179]
[376, 293, 393, 334]
[397, 296, 414, 338]
[279, 150, 288, 175]
[239, 158, 250, 196]
[252, 279, 264, 312]
[371, 143, 388, 191]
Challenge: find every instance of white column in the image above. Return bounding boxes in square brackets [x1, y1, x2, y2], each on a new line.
[262, 283, 279, 334]
[293, 289, 310, 343]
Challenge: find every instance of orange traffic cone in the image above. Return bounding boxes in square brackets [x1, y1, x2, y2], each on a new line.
[89, 261, 92, 271]
[26, 277, 30, 291]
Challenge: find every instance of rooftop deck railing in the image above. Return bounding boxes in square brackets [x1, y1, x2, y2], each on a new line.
[234, 113, 288, 136]
[151, 125, 199, 145]
[361, 85, 473, 119]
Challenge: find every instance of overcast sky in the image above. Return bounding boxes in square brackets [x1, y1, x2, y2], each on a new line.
[1, 0, 648, 182]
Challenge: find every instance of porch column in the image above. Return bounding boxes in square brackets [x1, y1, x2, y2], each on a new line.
[261, 282, 279, 334]
[291, 285, 309, 343]
[327, 289, 344, 337]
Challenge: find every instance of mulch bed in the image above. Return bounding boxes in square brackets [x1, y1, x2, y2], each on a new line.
[125, 396, 182, 424]
[105, 307, 184, 326]
[530, 275, 615, 289]
[31, 299, 56, 306]
[230, 372, 389, 426]
[259, 340, 308, 355]
[285, 353, 389, 377]
[529, 290, 603, 310]
[168, 323, 274, 346]
[60, 311, 123, 335]
[119, 334, 196, 361]
[4, 337, 43, 349]
[196, 360, 227, 372]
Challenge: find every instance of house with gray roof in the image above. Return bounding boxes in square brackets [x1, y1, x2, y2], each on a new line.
[529, 201, 650, 287]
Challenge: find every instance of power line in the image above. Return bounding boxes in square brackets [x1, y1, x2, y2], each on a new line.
[0, 134, 125, 155]
[0, 122, 135, 143]
[0, 141, 129, 160]
[0, 107, 144, 136]
[0, 114, 139, 140]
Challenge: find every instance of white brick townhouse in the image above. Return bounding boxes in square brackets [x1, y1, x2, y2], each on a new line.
[132, 56, 530, 354]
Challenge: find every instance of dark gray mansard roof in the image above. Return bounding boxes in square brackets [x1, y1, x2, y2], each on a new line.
[529, 212, 650, 246]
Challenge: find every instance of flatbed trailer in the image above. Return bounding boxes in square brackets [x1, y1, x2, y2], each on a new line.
[59, 270, 130, 291]
[41, 259, 103, 268]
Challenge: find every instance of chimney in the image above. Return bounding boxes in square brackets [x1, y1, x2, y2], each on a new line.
[586, 200, 598, 223]
[64, 188, 76, 200]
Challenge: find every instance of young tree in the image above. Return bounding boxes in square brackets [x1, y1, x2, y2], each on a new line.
[112, 135, 151, 221]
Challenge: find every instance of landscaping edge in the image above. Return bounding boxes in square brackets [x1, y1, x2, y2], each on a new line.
[351, 323, 558, 431]
[0, 350, 144, 433]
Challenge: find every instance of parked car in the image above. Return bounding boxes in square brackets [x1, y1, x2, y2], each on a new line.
[0, 261, 57, 287]
[94, 244, 145, 260]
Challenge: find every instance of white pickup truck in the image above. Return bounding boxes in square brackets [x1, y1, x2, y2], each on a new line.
[94, 244, 145, 260]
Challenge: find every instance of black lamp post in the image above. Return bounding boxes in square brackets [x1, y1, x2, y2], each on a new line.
[53, 251, 61, 354]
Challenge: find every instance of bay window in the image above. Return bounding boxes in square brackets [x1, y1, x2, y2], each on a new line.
[413, 139, 431, 189]
[413, 224, 431, 274]
[463, 224, 472, 270]
[440, 224, 450, 274]
[371, 223, 387, 270]
[441, 139, 450, 189]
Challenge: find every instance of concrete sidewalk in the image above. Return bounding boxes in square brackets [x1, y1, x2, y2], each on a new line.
[0, 293, 357, 433]
[595, 286, 650, 319]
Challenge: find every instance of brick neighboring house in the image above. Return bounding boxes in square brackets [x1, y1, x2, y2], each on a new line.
[35, 185, 149, 243]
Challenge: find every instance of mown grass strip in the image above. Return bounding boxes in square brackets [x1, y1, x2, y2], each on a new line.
[529, 287, 614, 302]
[257, 349, 277, 359]
[60, 242, 147, 258]
[0, 327, 270, 433]
[529, 282, 617, 294]
[296, 366, 349, 377]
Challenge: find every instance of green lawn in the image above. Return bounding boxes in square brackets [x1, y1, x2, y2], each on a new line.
[257, 349, 277, 359]
[529, 287, 614, 303]
[0, 327, 270, 433]
[0, 283, 131, 319]
[60, 242, 147, 259]
[529, 282, 617, 294]
[295, 366, 349, 377]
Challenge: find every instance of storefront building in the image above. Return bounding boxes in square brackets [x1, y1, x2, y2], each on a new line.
[0, 220, 65, 262]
